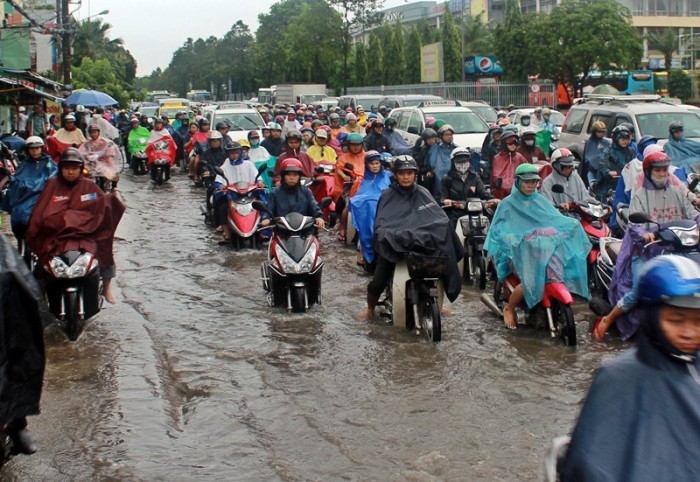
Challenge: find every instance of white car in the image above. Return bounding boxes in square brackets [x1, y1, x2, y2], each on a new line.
[507, 108, 565, 131]
[387, 100, 490, 153]
[206, 107, 266, 142]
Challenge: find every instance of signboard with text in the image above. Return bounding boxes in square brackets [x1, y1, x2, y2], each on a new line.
[465, 56, 504, 75]
[421, 42, 444, 83]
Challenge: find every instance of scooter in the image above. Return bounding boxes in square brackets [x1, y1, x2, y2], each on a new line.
[43, 250, 102, 341]
[480, 228, 578, 346]
[218, 164, 268, 249]
[376, 254, 445, 342]
[338, 162, 362, 247]
[628, 212, 700, 262]
[551, 184, 611, 292]
[255, 197, 332, 313]
[452, 199, 493, 290]
[0, 141, 18, 200]
[149, 158, 171, 186]
[309, 161, 336, 225]
[132, 151, 148, 176]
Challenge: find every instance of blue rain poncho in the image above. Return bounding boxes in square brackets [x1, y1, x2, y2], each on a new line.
[349, 167, 393, 263]
[1, 153, 57, 226]
[484, 187, 591, 307]
[664, 134, 700, 170]
[253, 156, 277, 192]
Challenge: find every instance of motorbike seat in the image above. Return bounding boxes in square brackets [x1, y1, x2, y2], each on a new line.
[606, 241, 622, 263]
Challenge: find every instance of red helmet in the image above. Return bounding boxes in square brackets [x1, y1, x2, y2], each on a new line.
[320, 125, 332, 132]
[279, 158, 304, 175]
[642, 151, 671, 176]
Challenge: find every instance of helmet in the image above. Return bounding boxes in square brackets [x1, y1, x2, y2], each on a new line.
[669, 120, 684, 134]
[153, 117, 164, 125]
[130, 117, 139, 124]
[287, 108, 295, 115]
[279, 158, 304, 175]
[542, 107, 551, 116]
[275, 115, 285, 123]
[591, 120, 607, 131]
[285, 129, 303, 142]
[365, 150, 382, 163]
[393, 155, 418, 172]
[520, 126, 537, 138]
[346, 113, 357, 122]
[437, 124, 455, 136]
[199, 118, 210, 126]
[642, 151, 671, 178]
[425, 116, 436, 127]
[269, 122, 282, 131]
[642, 144, 663, 160]
[300, 126, 314, 135]
[58, 147, 84, 166]
[551, 147, 575, 174]
[347, 132, 363, 144]
[638, 255, 700, 308]
[215, 121, 228, 130]
[208, 130, 224, 141]
[224, 141, 242, 152]
[329, 113, 340, 121]
[520, 113, 531, 120]
[315, 129, 329, 139]
[372, 118, 384, 127]
[87, 124, 100, 132]
[611, 125, 631, 142]
[64, 114, 76, 122]
[238, 139, 251, 148]
[637, 135, 658, 153]
[25, 136, 45, 148]
[421, 128, 437, 140]
[385, 117, 397, 128]
[515, 163, 540, 182]
[500, 130, 519, 146]
[496, 110, 507, 118]
[450, 147, 471, 163]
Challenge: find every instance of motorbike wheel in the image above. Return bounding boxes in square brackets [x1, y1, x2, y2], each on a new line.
[64, 291, 81, 341]
[291, 286, 307, 313]
[552, 300, 576, 347]
[474, 252, 487, 290]
[421, 298, 441, 342]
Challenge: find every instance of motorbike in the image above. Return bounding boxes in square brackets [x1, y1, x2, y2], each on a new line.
[95, 176, 117, 193]
[132, 151, 148, 176]
[0, 141, 18, 199]
[150, 158, 171, 186]
[377, 254, 445, 342]
[480, 228, 578, 346]
[550, 184, 611, 292]
[255, 197, 332, 313]
[628, 212, 700, 263]
[338, 162, 362, 247]
[452, 199, 493, 290]
[43, 250, 102, 341]
[309, 161, 337, 225]
[216, 164, 268, 249]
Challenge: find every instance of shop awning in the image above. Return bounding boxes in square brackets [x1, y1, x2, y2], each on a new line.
[0, 68, 64, 103]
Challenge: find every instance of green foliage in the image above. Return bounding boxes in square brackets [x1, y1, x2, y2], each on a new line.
[494, 0, 533, 81]
[385, 20, 407, 84]
[366, 31, 384, 84]
[72, 58, 130, 106]
[462, 13, 493, 56]
[668, 68, 692, 101]
[647, 28, 677, 71]
[438, 7, 462, 82]
[405, 25, 423, 84]
[352, 43, 369, 87]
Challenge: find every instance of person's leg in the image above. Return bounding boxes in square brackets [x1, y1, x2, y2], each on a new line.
[503, 284, 524, 329]
[356, 255, 394, 320]
[101, 264, 117, 304]
[6, 417, 37, 454]
[335, 197, 347, 239]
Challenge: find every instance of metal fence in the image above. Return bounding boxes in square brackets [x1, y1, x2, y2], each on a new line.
[338, 82, 558, 109]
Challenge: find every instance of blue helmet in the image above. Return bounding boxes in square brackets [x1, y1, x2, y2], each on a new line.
[638, 255, 700, 309]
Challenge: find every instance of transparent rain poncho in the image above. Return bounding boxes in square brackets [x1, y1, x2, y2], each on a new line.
[484, 186, 591, 307]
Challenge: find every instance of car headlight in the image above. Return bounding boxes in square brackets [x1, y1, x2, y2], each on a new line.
[275, 244, 317, 274]
[670, 225, 700, 246]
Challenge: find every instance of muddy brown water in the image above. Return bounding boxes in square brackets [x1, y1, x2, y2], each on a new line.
[4, 172, 627, 481]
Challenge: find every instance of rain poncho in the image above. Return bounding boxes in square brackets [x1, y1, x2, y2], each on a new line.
[46, 127, 87, 162]
[490, 148, 527, 200]
[78, 136, 120, 180]
[541, 169, 593, 206]
[664, 134, 700, 170]
[254, 156, 276, 192]
[89, 115, 119, 141]
[385, 130, 412, 156]
[145, 137, 177, 168]
[350, 166, 392, 263]
[0, 153, 57, 226]
[582, 135, 611, 186]
[425, 141, 456, 196]
[127, 125, 150, 155]
[484, 187, 591, 307]
[248, 144, 271, 163]
[534, 129, 551, 156]
[560, 316, 700, 481]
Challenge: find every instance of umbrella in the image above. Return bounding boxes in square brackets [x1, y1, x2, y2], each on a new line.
[64, 89, 118, 108]
[590, 84, 621, 95]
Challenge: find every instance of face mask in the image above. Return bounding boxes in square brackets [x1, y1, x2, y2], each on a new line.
[651, 174, 667, 188]
[250, 139, 260, 147]
[521, 119, 530, 126]
[524, 139, 535, 147]
[455, 163, 470, 174]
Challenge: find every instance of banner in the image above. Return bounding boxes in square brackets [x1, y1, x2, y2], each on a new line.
[421, 42, 444, 83]
[464, 56, 504, 75]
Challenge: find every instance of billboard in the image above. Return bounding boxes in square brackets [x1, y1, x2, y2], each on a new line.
[465, 56, 504, 76]
[421, 42, 444, 83]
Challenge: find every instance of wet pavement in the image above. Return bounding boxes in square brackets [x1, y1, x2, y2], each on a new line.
[4, 171, 628, 481]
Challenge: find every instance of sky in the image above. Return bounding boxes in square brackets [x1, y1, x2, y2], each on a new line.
[73, 0, 410, 76]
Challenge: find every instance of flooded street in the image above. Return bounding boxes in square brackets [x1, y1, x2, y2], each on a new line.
[5, 171, 627, 481]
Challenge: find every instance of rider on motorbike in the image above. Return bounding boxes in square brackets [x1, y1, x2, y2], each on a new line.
[664, 120, 700, 171]
[334, 132, 365, 242]
[425, 124, 458, 197]
[362, 118, 392, 155]
[516, 127, 547, 163]
[489, 131, 528, 200]
[261, 158, 324, 229]
[541, 148, 594, 207]
[46, 114, 87, 163]
[484, 163, 590, 329]
[356, 155, 464, 320]
[274, 130, 315, 185]
[261, 122, 284, 157]
[383, 117, 413, 156]
[196, 130, 227, 180]
[79, 124, 120, 189]
[1, 136, 57, 246]
[26, 148, 124, 304]
[439, 147, 497, 229]
[561, 255, 700, 481]
[595, 125, 635, 202]
[306, 129, 338, 165]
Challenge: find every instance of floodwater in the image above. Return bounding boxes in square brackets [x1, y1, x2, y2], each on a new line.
[5, 172, 627, 481]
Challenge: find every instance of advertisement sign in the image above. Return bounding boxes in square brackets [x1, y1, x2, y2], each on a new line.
[464, 56, 504, 75]
[421, 42, 444, 83]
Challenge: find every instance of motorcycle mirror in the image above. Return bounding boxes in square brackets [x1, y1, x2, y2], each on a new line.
[689, 176, 699, 192]
[251, 200, 267, 212]
[257, 163, 268, 174]
[495, 177, 503, 189]
[551, 184, 565, 194]
[213, 166, 225, 177]
[344, 162, 354, 171]
[314, 166, 325, 174]
[319, 197, 333, 209]
[628, 212, 652, 224]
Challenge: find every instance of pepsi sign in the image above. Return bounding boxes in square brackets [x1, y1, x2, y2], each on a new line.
[465, 56, 504, 75]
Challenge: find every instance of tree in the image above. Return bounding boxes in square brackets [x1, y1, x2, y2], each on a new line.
[327, 0, 384, 94]
[72, 18, 123, 64]
[494, 0, 531, 81]
[438, 7, 463, 82]
[462, 13, 493, 56]
[352, 42, 369, 87]
[254, 0, 300, 86]
[405, 25, 423, 84]
[668, 68, 692, 101]
[382, 20, 407, 85]
[72, 58, 130, 106]
[647, 28, 677, 70]
[366, 31, 384, 85]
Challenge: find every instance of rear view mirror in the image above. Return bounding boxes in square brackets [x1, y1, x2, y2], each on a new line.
[629, 212, 652, 224]
[252, 200, 266, 212]
[494, 177, 503, 189]
[551, 184, 565, 194]
[407, 126, 419, 135]
[319, 197, 332, 209]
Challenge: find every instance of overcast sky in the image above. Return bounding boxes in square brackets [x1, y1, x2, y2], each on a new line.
[73, 0, 408, 76]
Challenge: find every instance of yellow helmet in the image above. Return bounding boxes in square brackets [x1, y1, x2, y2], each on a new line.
[238, 138, 251, 148]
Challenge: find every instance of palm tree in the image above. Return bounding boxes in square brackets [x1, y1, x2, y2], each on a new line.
[72, 19, 124, 67]
[647, 28, 677, 70]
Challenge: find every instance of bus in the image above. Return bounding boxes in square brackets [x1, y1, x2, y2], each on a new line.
[186, 90, 212, 103]
[146, 90, 173, 103]
[579, 70, 655, 95]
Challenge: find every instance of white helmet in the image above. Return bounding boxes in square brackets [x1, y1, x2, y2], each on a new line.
[25, 136, 45, 148]
[208, 130, 223, 140]
[450, 147, 471, 162]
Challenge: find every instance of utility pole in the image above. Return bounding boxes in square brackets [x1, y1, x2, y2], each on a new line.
[61, 0, 71, 89]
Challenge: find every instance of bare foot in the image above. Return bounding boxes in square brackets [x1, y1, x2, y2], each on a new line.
[441, 306, 452, 316]
[355, 308, 373, 321]
[503, 306, 517, 330]
[104, 290, 117, 304]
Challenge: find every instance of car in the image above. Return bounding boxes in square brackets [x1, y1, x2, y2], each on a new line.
[386, 100, 490, 152]
[338, 94, 385, 112]
[559, 94, 700, 160]
[457, 100, 499, 124]
[315, 98, 339, 111]
[378, 95, 444, 110]
[507, 108, 565, 130]
[206, 107, 266, 141]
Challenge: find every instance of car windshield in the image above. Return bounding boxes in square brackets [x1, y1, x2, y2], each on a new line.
[427, 110, 489, 134]
[140, 106, 158, 117]
[356, 97, 382, 109]
[468, 106, 497, 124]
[161, 107, 187, 118]
[636, 112, 700, 139]
[213, 112, 264, 131]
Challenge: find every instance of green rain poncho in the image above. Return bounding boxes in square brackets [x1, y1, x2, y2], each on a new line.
[484, 186, 591, 307]
[127, 125, 150, 155]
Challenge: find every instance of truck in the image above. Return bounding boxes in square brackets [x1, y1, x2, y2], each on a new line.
[257, 84, 327, 105]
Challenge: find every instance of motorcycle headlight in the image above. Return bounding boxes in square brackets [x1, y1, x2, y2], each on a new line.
[234, 202, 254, 216]
[670, 225, 700, 246]
[582, 203, 607, 218]
[467, 201, 483, 212]
[46, 253, 96, 278]
[275, 244, 317, 274]
[47, 257, 69, 278]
